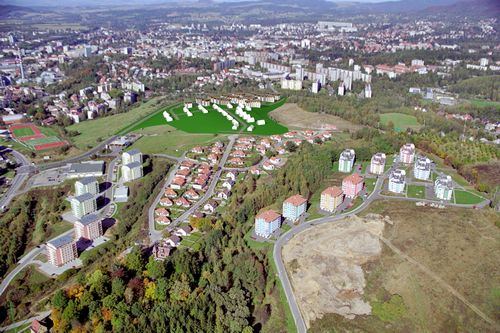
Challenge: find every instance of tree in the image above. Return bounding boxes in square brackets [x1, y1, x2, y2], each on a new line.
[146, 257, 166, 280]
[52, 289, 68, 310]
[125, 246, 145, 274]
[285, 141, 298, 152]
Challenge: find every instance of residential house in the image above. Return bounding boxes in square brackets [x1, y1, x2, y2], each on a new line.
[225, 171, 237, 181]
[164, 188, 177, 198]
[160, 197, 173, 207]
[156, 216, 171, 225]
[152, 242, 171, 260]
[171, 177, 186, 190]
[320, 186, 344, 212]
[204, 200, 218, 213]
[217, 189, 231, 200]
[175, 197, 191, 208]
[155, 208, 170, 217]
[184, 189, 200, 201]
[222, 180, 234, 191]
[165, 235, 181, 247]
[174, 225, 193, 237]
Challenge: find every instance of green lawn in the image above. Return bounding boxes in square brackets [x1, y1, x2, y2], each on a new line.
[12, 127, 35, 138]
[454, 190, 485, 205]
[126, 99, 289, 136]
[127, 125, 223, 156]
[380, 113, 421, 132]
[47, 221, 73, 239]
[407, 185, 426, 199]
[67, 97, 166, 149]
[244, 228, 272, 250]
[365, 178, 376, 194]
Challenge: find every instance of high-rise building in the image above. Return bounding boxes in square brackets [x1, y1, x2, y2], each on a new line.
[122, 162, 143, 182]
[46, 234, 77, 267]
[75, 214, 103, 240]
[122, 149, 143, 165]
[320, 186, 344, 212]
[400, 143, 415, 164]
[339, 149, 355, 173]
[71, 193, 97, 218]
[388, 169, 406, 194]
[75, 176, 99, 196]
[413, 156, 432, 181]
[370, 153, 386, 175]
[435, 175, 453, 201]
[255, 210, 281, 238]
[282, 194, 307, 221]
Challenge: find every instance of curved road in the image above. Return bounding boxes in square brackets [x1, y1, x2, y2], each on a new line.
[0, 149, 34, 209]
[273, 172, 386, 333]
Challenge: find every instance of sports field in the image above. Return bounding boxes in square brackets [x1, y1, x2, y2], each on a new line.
[454, 190, 485, 205]
[380, 113, 421, 132]
[12, 127, 35, 138]
[9, 123, 68, 151]
[127, 99, 289, 135]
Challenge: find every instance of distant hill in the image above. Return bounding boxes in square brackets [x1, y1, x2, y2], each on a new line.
[0, 4, 35, 18]
[420, 0, 500, 18]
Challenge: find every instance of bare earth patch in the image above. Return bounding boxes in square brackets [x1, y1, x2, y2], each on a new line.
[282, 214, 388, 328]
[269, 103, 361, 131]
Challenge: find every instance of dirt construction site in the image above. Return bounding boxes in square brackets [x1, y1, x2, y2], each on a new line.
[284, 200, 500, 333]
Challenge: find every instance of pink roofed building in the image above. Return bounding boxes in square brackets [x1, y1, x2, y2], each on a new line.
[342, 173, 364, 199]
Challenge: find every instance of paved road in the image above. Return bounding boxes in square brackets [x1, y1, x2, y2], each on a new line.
[272, 171, 387, 333]
[37, 135, 119, 171]
[0, 310, 51, 332]
[148, 135, 237, 244]
[0, 246, 44, 297]
[0, 149, 34, 209]
[148, 153, 187, 243]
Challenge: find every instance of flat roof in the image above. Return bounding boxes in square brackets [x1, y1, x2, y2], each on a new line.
[78, 213, 100, 226]
[76, 176, 97, 185]
[68, 161, 105, 174]
[73, 192, 94, 203]
[48, 234, 74, 248]
[125, 149, 141, 156]
[124, 161, 142, 169]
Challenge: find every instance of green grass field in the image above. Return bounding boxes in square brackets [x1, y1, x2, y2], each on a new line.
[12, 127, 35, 138]
[380, 113, 421, 132]
[126, 125, 222, 156]
[454, 190, 485, 205]
[24, 136, 61, 147]
[67, 97, 165, 149]
[127, 99, 289, 136]
[407, 185, 426, 199]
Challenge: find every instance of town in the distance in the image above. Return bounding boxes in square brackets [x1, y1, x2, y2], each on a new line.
[0, 0, 498, 332]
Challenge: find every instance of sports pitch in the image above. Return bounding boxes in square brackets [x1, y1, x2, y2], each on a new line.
[12, 127, 36, 138]
[127, 99, 289, 135]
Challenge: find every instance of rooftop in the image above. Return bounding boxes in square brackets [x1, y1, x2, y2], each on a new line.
[73, 192, 95, 203]
[256, 210, 281, 223]
[76, 176, 97, 186]
[322, 186, 343, 197]
[125, 161, 142, 169]
[343, 173, 364, 185]
[48, 234, 74, 248]
[77, 213, 100, 226]
[125, 149, 141, 156]
[284, 194, 307, 207]
[68, 161, 105, 175]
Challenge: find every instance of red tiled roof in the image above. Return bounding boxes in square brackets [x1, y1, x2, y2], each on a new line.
[284, 194, 307, 207]
[322, 186, 343, 197]
[343, 173, 364, 185]
[256, 210, 281, 223]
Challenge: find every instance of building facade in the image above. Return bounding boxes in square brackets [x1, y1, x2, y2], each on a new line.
[400, 143, 415, 164]
[435, 175, 453, 200]
[282, 194, 307, 221]
[75, 214, 103, 240]
[47, 234, 77, 267]
[320, 186, 344, 212]
[414, 156, 432, 181]
[122, 149, 143, 165]
[122, 161, 143, 181]
[71, 193, 97, 218]
[339, 149, 355, 173]
[255, 210, 281, 238]
[75, 176, 99, 196]
[388, 169, 406, 194]
[370, 152, 386, 175]
[342, 173, 364, 198]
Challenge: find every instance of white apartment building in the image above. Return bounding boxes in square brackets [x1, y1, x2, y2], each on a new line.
[370, 152, 386, 175]
[75, 176, 99, 196]
[414, 156, 432, 181]
[122, 149, 143, 165]
[388, 169, 406, 194]
[122, 161, 143, 182]
[71, 193, 97, 218]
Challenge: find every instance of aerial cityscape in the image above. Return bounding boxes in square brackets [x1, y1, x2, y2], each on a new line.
[0, 0, 498, 332]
